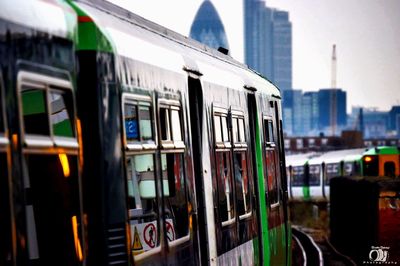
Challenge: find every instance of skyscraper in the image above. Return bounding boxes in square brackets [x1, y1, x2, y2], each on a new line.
[244, 0, 292, 91]
[318, 89, 347, 136]
[189, 0, 229, 52]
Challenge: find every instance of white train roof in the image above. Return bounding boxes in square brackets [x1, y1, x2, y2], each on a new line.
[74, 1, 280, 96]
[307, 148, 366, 165]
[0, 0, 76, 38]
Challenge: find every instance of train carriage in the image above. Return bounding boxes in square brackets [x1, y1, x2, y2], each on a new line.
[285, 153, 316, 201]
[72, 0, 291, 264]
[0, 0, 85, 265]
[306, 148, 366, 201]
[362, 146, 400, 177]
[0, 0, 291, 265]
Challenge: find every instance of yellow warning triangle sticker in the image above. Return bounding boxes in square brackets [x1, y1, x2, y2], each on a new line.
[132, 227, 143, 254]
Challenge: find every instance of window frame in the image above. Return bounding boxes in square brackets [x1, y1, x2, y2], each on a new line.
[231, 109, 252, 220]
[158, 99, 185, 151]
[263, 115, 280, 208]
[122, 93, 157, 151]
[122, 93, 161, 261]
[213, 107, 231, 150]
[213, 106, 235, 227]
[17, 71, 78, 149]
[157, 98, 189, 247]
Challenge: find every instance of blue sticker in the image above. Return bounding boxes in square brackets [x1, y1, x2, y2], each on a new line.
[125, 120, 138, 139]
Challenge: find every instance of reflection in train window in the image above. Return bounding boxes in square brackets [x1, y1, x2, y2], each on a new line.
[124, 103, 139, 142]
[49, 89, 74, 138]
[160, 108, 170, 141]
[221, 116, 229, 142]
[234, 152, 251, 216]
[126, 154, 160, 254]
[160, 106, 183, 147]
[232, 117, 246, 144]
[216, 151, 234, 224]
[124, 101, 154, 143]
[161, 153, 188, 241]
[214, 116, 222, 143]
[171, 109, 182, 142]
[139, 105, 153, 141]
[265, 120, 274, 143]
[265, 150, 278, 204]
[21, 86, 49, 135]
[264, 118, 279, 206]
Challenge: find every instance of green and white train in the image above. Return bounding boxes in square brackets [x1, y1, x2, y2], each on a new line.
[0, 0, 291, 265]
[286, 146, 400, 202]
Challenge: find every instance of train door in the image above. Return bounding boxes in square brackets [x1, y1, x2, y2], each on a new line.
[380, 155, 399, 177]
[16, 70, 83, 265]
[187, 76, 207, 265]
[263, 100, 288, 265]
[157, 97, 195, 264]
[230, 108, 257, 264]
[212, 106, 237, 254]
[0, 74, 13, 265]
[122, 93, 162, 265]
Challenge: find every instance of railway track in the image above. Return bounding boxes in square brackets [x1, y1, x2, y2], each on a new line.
[292, 226, 357, 266]
[292, 226, 323, 266]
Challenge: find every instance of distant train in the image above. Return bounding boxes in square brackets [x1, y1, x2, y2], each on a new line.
[0, 0, 291, 265]
[286, 146, 400, 201]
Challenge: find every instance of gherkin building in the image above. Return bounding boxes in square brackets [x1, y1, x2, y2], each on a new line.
[189, 0, 230, 52]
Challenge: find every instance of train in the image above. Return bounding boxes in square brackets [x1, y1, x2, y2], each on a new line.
[0, 0, 291, 265]
[286, 146, 400, 202]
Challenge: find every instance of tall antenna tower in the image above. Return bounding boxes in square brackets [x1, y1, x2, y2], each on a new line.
[331, 44, 337, 88]
[330, 44, 337, 135]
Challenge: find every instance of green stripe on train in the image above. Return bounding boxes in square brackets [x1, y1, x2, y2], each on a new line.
[303, 186, 310, 200]
[66, 1, 113, 52]
[254, 111, 271, 265]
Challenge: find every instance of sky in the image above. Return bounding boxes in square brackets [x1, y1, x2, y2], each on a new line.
[109, 0, 400, 112]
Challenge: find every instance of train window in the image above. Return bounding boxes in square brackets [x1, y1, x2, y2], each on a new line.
[238, 118, 245, 142]
[309, 165, 321, 186]
[214, 115, 222, 143]
[160, 108, 171, 141]
[291, 166, 305, 186]
[123, 96, 156, 150]
[49, 89, 74, 138]
[231, 112, 251, 219]
[216, 151, 234, 225]
[344, 162, 353, 176]
[234, 152, 251, 217]
[126, 154, 160, 256]
[139, 105, 153, 141]
[265, 150, 278, 204]
[325, 163, 339, 184]
[158, 100, 188, 243]
[171, 109, 182, 141]
[221, 116, 229, 142]
[21, 86, 49, 136]
[19, 72, 77, 148]
[263, 117, 280, 206]
[265, 120, 274, 143]
[159, 104, 184, 150]
[125, 103, 139, 141]
[232, 117, 238, 143]
[161, 153, 188, 241]
[213, 110, 231, 149]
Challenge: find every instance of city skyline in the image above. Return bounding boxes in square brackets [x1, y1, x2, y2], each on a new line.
[108, 0, 400, 112]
